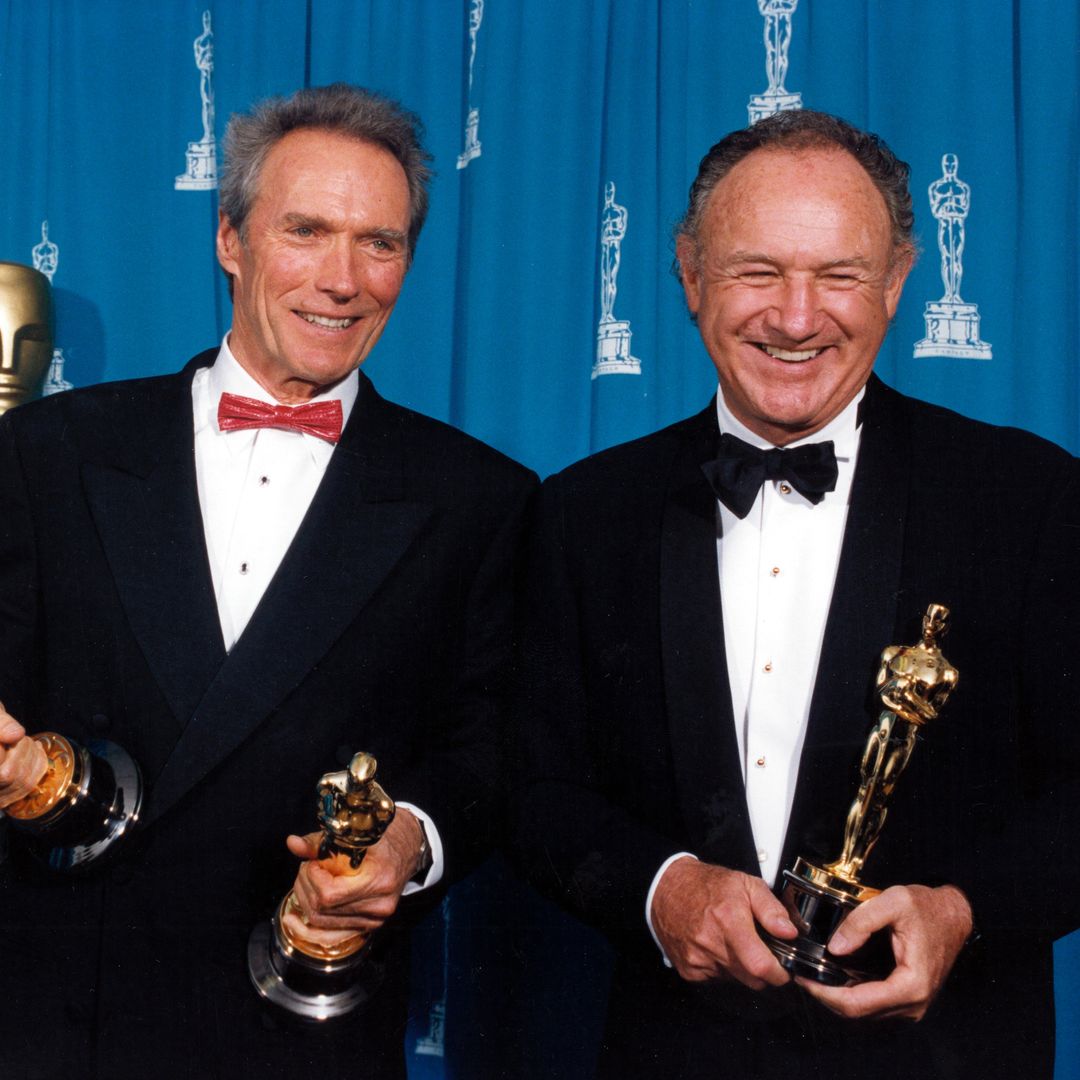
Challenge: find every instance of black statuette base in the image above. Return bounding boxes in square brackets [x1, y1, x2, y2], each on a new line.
[761, 865, 894, 987]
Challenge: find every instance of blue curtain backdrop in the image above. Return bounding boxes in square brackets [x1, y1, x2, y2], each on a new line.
[2, 1, 1077, 1076]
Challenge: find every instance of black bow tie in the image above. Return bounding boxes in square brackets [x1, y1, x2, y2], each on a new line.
[702, 432, 839, 519]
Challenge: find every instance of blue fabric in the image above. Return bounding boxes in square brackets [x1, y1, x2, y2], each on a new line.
[2, 2, 1077, 1076]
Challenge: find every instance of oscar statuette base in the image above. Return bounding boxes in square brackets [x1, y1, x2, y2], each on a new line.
[6, 734, 143, 872]
[247, 892, 383, 1022]
[761, 858, 893, 987]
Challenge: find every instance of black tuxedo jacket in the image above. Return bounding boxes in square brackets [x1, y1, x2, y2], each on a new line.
[514, 376, 1080, 1079]
[0, 351, 536, 1079]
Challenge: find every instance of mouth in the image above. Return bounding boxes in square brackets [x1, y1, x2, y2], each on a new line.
[296, 311, 359, 330]
[754, 343, 825, 363]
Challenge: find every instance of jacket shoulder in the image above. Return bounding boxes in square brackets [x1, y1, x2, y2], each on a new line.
[1, 369, 190, 446]
[879, 381, 1076, 480]
[361, 380, 538, 504]
[546, 407, 712, 500]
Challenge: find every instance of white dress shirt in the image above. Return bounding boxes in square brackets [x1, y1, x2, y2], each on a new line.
[191, 338, 442, 893]
[646, 386, 863, 954]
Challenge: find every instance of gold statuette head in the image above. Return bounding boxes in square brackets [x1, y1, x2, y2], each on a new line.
[0, 262, 53, 416]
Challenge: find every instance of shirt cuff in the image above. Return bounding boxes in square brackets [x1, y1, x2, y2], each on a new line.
[646, 851, 698, 967]
[395, 801, 444, 896]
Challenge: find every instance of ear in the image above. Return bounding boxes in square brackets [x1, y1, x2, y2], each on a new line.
[676, 235, 701, 315]
[883, 245, 915, 319]
[216, 211, 242, 278]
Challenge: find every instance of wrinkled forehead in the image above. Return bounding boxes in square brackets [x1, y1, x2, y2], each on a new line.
[700, 147, 896, 254]
[0, 263, 51, 370]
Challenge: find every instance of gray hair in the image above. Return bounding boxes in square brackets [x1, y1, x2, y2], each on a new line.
[219, 83, 433, 261]
[675, 110, 915, 274]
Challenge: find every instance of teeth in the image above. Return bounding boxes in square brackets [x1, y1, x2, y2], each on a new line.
[761, 345, 821, 362]
[299, 313, 356, 329]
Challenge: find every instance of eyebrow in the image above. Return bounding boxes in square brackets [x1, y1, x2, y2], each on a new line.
[724, 250, 876, 270]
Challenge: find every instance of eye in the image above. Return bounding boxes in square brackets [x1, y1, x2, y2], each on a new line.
[740, 268, 780, 282]
[291, 225, 315, 238]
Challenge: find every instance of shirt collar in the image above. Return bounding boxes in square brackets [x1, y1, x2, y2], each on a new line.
[714, 383, 864, 461]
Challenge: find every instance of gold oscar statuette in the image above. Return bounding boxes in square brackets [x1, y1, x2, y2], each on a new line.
[4, 731, 143, 871]
[0, 262, 52, 416]
[247, 751, 395, 1020]
[762, 603, 959, 985]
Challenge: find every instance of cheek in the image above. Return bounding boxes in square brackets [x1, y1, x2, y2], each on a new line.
[364, 264, 407, 308]
[701, 293, 762, 343]
[266, 252, 318, 295]
[832, 292, 890, 335]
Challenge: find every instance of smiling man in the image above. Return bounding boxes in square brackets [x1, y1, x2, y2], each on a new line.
[0, 85, 535, 1079]
[513, 110, 1079, 1078]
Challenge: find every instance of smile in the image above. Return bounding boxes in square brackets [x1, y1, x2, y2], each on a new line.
[297, 312, 358, 329]
[756, 344, 823, 362]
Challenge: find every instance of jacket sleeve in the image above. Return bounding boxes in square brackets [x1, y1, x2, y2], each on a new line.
[0, 414, 43, 725]
[510, 476, 687, 953]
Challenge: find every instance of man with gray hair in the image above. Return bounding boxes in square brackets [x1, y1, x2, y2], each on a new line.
[514, 110, 1079, 1077]
[0, 83, 534, 1078]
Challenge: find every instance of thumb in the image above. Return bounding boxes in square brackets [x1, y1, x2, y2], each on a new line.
[828, 902, 883, 955]
[750, 881, 798, 939]
[0, 714, 26, 746]
[286, 832, 322, 860]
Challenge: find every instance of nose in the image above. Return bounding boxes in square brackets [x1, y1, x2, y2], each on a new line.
[766, 277, 819, 343]
[315, 238, 362, 302]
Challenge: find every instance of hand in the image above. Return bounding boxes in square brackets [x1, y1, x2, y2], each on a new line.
[797, 883, 972, 1020]
[281, 808, 426, 951]
[0, 704, 48, 810]
[651, 857, 797, 989]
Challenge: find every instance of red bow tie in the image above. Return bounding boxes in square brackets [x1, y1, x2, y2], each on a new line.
[217, 392, 343, 444]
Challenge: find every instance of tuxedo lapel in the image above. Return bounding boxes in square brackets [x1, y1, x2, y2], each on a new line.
[660, 405, 758, 869]
[145, 374, 434, 825]
[82, 365, 226, 733]
[780, 377, 911, 870]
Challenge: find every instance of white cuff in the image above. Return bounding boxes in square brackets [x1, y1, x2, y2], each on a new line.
[395, 802, 445, 896]
[646, 852, 698, 967]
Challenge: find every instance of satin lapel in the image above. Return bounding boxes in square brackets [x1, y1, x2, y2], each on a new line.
[82, 365, 225, 731]
[780, 377, 911, 870]
[146, 377, 434, 825]
[660, 405, 758, 869]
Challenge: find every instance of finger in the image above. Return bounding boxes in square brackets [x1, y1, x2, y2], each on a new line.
[290, 868, 320, 915]
[293, 861, 349, 911]
[0, 714, 26, 746]
[715, 891, 793, 989]
[299, 908, 387, 931]
[0, 738, 49, 806]
[299, 858, 392, 912]
[291, 865, 397, 926]
[796, 969, 924, 1020]
[280, 909, 369, 950]
[828, 890, 903, 955]
[727, 924, 792, 989]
